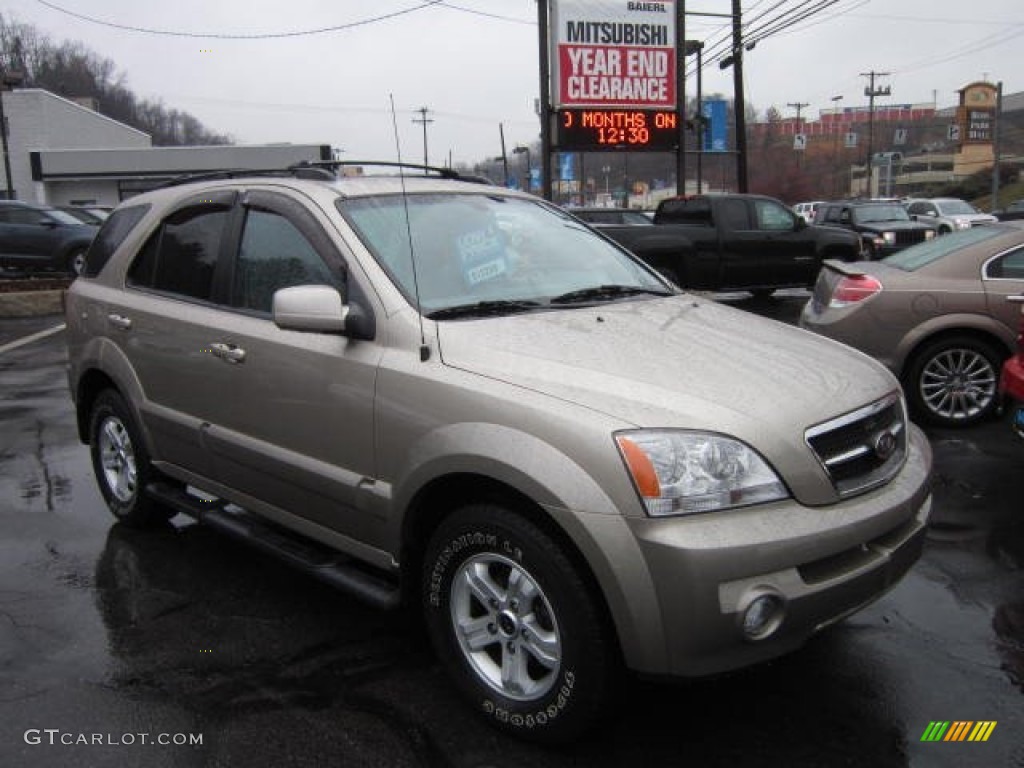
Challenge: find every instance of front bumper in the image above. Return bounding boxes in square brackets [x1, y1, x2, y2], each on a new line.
[621, 424, 932, 677]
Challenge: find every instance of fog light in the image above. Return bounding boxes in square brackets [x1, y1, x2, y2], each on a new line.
[741, 592, 785, 641]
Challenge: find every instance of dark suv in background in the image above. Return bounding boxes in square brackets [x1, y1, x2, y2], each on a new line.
[0, 200, 99, 275]
[816, 200, 936, 259]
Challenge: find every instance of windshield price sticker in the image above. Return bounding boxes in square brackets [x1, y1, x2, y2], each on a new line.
[457, 227, 508, 286]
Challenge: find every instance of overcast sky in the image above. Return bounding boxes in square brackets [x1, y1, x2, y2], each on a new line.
[2, 1, 1021, 166]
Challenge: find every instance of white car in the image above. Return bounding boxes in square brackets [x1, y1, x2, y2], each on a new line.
[793, 200, 824, 223]
[905, 198, 997, 234]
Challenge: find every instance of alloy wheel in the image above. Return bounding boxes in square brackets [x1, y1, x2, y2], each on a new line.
[449, 552, 562, 702]
[919, 347, 997, 423]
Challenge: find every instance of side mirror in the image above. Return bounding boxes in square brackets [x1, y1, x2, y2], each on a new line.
[272, 284, 375, 340]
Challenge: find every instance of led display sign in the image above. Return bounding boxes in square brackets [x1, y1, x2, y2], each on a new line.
[556, 108, 678, 151]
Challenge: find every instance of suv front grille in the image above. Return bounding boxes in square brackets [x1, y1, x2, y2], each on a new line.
[895, 230, 930, 247]
[805, 393, 907, 498]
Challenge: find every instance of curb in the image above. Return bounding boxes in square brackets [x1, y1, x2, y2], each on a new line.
[0, 290, 66, 318]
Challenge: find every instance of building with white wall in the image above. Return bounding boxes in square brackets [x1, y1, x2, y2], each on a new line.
[1, 87, 332, 205]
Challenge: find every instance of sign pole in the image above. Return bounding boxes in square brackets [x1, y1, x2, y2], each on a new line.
[538, 0, 553, 200]
[676, 1, 686, 195]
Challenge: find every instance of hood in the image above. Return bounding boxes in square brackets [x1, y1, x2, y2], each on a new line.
[951, 213, 998, 224]
[436, 295, 897, 440]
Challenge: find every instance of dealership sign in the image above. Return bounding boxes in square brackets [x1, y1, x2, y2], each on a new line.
[551, 0, 676, 109]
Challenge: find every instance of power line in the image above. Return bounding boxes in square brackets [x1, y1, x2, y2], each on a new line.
[33, 0, 445, 38]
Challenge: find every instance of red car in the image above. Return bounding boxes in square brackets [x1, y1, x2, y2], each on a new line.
[1002, 297, 1024, 438]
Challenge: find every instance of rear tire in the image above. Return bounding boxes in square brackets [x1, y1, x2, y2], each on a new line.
[422, 504, 616, 743]
[903, 336, 1003, 427]
[89, 390, 174, 527]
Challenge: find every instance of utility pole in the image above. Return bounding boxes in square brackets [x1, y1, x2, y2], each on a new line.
[731, 0, 748, 192]
[787, 102, 809, 124]
[861, 71, 891, 196]
[675, 2, 686, 195]
[412, 106, 433, 170]
[788, 102, 809, 169]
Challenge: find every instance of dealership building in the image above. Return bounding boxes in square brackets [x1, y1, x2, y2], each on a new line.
[0, 88, 331, 205]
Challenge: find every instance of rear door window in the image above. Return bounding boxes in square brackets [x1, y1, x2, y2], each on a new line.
[82, 204, 150, 278]
[127, 192, 236, 302]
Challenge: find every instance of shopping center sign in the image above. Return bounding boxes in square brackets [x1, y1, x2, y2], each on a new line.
[550, 1, 676, 109]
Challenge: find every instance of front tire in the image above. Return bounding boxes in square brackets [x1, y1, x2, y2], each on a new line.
[904, 336, 1003, 427]
[422, 504, 616, 743]
[89, 390, 173, 527]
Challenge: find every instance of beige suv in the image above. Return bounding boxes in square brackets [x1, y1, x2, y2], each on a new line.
[66, 166, 933, 742]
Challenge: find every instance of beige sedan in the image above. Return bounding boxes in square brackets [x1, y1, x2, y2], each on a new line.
[801, 222, 1024, 427]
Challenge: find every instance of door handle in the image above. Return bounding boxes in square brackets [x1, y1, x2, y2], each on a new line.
[107, 313, 132, 330]
[209, 342, 246, 364]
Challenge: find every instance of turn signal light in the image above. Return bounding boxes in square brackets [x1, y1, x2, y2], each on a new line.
[830, 274, 882, 307]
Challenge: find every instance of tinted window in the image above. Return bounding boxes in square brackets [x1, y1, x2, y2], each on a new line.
[718, 199, 750, 230]
[986, 247, 1024, 280]
[128, 207, 228, 301]
[82, 204, 150, 278]
[0, 207, 47, 225]
[657, 198, 712, 225]
[232, 209, 340, 313]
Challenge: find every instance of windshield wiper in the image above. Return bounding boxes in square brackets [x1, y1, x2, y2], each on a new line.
[426, 299, 543, 320]
[549, 284, 672, 305]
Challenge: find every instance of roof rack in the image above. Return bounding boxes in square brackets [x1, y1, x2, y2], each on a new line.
[155, 160, 497, 190]
[155, 168, 300, 189]
[292, 160, 495, 185]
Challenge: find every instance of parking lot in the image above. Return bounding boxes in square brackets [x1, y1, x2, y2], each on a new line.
[2, 295, 1023, 767]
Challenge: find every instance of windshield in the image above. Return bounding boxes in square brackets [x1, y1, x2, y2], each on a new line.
[882, 225, 1005, 271]
[854, 204, 910, 223]
[339, 193, 668, 315]
[935, 199, 978, 215]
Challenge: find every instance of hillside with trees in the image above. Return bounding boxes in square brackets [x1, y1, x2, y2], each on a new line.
[0, 13, 231, 146]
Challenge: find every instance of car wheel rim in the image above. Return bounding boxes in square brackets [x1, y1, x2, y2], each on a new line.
[71, 251, 86, 275]
[98, 416, 137, 503]
[449, 552, 561, 702]
[919, 348, 996, 422]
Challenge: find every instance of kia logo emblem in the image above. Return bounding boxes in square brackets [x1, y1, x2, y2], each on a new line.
[873, 431, 897, 460]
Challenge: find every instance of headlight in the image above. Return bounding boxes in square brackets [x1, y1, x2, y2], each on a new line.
[615, 431, 789, 516]
[882, 231, 896, 245]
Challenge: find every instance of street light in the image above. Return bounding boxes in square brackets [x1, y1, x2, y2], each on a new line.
[0, 68, 24, 200]
[512, 145, 531, 192]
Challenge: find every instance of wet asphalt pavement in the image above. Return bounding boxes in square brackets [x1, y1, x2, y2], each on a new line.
[1, 296, 1022, 768]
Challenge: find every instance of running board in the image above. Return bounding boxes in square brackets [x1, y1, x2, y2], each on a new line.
[146, 482, 400, 610]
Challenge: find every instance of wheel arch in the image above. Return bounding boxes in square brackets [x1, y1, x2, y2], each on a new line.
[894, 319, 1014, 377]
[398, 460, 665, 673]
